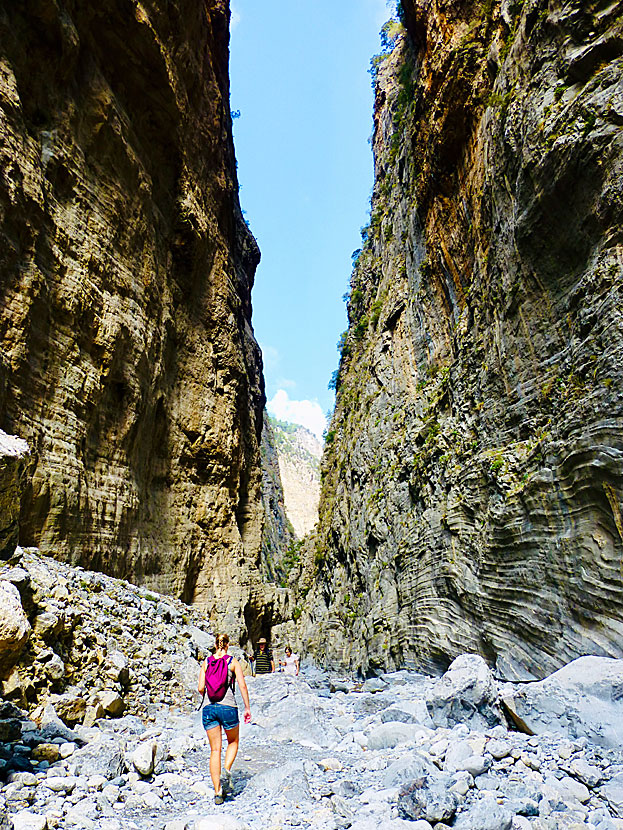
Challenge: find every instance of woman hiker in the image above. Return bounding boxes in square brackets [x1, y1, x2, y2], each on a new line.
[198, 633, 251, 804]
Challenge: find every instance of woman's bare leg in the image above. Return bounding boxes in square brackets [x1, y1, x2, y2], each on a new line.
[224, 724, 240, 773]
[206, 725, 223, 793]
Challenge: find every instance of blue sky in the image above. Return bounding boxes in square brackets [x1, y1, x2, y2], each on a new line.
[229, 0, 392, 439]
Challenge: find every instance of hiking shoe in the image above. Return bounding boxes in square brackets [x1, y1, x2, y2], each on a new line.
[221, 768, 232, 795]
[214, 792, 224, 805]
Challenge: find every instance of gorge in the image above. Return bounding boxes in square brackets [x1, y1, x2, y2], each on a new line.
[1, 0, 623, 686]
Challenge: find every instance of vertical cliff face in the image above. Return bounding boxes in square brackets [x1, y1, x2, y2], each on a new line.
[260, 414, 295, 582]
[306, 0, 623, 677]
[0, 0, 269, 637]
[271, 419, 322, 539]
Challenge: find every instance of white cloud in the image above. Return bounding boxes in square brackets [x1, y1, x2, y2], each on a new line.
[231, 4, 241, 29]
[267, 390, 327, 441]
[275, 376, 296, 391]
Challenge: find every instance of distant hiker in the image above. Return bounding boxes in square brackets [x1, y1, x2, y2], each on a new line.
[198, 633, 251, 805]
[280, 645, 300, 676]
[253, 637, 274, 674]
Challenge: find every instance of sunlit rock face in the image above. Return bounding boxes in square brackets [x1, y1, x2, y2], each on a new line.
[260, 414, 295, 582]
[0, 0, 269, 636]
[271, 419, 322, 539]
[305, 0, 623, 677]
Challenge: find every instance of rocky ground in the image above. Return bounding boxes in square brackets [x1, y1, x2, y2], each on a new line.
[2, 585, 623, 830]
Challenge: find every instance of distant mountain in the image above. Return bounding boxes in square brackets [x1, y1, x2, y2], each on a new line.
[260, 415, 295, 583]
[269, 417, 322, 539]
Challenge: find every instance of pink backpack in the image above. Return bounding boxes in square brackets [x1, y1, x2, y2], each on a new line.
[204, 655, 233, 703]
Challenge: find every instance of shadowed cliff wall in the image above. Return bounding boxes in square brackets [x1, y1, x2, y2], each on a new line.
[0, 0, 271, 638]
[304, 0, 623, 678]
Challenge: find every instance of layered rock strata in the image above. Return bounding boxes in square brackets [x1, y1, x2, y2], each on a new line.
[0, 1, 269, 633]
[305, 0, 623, 677]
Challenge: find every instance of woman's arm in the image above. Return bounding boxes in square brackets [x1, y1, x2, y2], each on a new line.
[295, 657, 300, 676]
[232, 658, 252, 723]
[197, 659, 206, 694]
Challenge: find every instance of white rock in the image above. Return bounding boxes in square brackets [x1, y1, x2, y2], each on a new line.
[86, 775, 107, 791]
[141, 791, 164, 809]
[570, 757, 602, 787]
[487, 738, 511, 759]
[455, 755, 490, 777]
[195, 817, 247, 830]
[41, 776, 77, 793]
[601, 773, 623, 818]
[549, 775, 590, 803]
[444, 739, 473, 771]
[8, 772, 38, 786]
[102, 785, 120, 804]
[319, 757, 343, 771]
[131, 740, 156, 776]
[60, 742, 76, 759]
[429, 738, 448, 757]
[449, 771, 474, 796]
[10, 811, 47, 830]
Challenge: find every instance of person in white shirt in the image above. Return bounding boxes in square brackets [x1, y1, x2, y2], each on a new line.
[280, 646, 299, 676]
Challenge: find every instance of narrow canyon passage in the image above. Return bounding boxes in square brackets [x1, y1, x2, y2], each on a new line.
[2, 0, 623, 826]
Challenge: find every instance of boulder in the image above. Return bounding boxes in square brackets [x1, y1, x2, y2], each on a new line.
[71, 735, 125, 780]
[9, 811, 47, 830]
[398, 774, 460, 824]
[0, 581, 30, 678]
[367, 722, 423, 750]
[36, 704, 79, 742]
[427, 655, 503, 730]
[50, 692, 87, 726]
[33, 611, 62, 640]
[131, 740, 157, 777]
[106, 651, 130, 685]
[384, 754, 436, 788]
[99, 690, 125, 717]
[0, 431, 29, 560]
[452, 796, 513, 830]
[599, 773, 623, 818]
[500, 657, 623, 749]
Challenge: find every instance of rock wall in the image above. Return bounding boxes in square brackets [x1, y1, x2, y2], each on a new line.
[0, 0, 270, 634]
[0, 431, 29, 560]
[271, 418, 322, 539]
[304, 0, 623, 678]
[260, 414, 295, 582]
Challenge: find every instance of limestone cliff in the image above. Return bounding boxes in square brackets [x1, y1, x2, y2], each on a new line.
[0, 0, 270, 638]
[305, 0, 623, 678]
[260, 414, 295, 582]
[271, 418, 322, 540]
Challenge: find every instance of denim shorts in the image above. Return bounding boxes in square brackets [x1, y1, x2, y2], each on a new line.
[202, 703, 239, 731]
